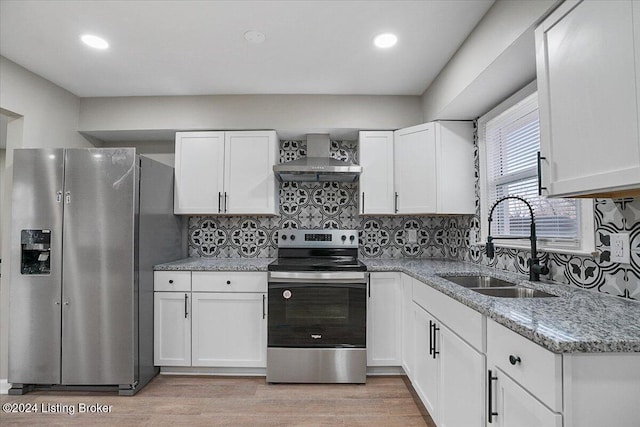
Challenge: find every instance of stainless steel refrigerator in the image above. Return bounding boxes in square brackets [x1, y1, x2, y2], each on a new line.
[8, 148, 184, 395]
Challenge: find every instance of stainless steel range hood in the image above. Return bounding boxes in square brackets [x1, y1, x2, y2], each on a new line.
[273, 134, 362, 182]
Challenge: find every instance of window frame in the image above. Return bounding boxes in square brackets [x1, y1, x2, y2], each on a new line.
[478, 81, 595, 256]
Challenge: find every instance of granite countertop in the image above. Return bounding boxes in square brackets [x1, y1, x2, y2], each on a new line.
[364, 258, 640, 354]
[155, 257, 640, 354]
[155, 257, 274, 271]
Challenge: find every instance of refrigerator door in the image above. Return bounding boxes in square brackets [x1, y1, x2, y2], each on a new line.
[9, 149, 65, 384]
[61, 148, 137, 385]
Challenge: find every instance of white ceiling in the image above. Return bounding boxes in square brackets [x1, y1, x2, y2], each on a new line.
[0, 0, 494, 98]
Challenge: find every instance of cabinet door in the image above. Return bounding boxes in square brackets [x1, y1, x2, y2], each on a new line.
[191, 292, 267, 367]
[435, 122, 475, 214]
[492, 368, 562, 427]
[154, 292, 191, 366]
[367, 272, 401, 366]
[536, 0, 640, 197]
[174, 132, 225, 214]
[401, 274, 415, 377]
[412, 304, 439, 424]
[394, 124, 437, 214]
[224, 131, 278, 214]
[439, 324, 485, 427]
[358, 131, 395, 214]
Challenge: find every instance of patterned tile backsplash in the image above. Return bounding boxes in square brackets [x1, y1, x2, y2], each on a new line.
[188, 137, 639, 300]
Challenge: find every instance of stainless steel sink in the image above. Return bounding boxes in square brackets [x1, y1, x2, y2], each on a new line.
[440, 275, 558, 298]
[441, 275, 517, 288]
[471, 287, 557, 298]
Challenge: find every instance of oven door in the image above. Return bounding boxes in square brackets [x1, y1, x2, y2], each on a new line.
[268, 272, 367, 348]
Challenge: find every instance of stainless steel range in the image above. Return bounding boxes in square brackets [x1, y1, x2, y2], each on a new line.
[267, 229, 367, 384]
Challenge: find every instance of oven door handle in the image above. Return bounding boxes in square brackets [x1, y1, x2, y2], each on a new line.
[268, 283, 367, 289]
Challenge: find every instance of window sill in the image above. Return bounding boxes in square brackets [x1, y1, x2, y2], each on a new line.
[470, 242, 598, 258]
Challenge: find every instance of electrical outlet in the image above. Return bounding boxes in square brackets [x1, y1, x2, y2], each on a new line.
[407, 229, 418, 243]
[610, 233, 630, 264]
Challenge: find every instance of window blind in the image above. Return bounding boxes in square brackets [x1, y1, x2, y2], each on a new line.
[485, 93, 580, 243]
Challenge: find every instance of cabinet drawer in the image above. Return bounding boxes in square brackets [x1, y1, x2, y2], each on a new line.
[192, 271, 267, 292]
[412, 278, 485, 352]
[487, 319, 562, 412]
[154, 271, 191, 292]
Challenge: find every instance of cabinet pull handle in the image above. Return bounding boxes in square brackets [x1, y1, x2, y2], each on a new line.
[224, 192, 228, 213]
[488, 370, 498, 423]
[537, 151, 547, 196]
[361, 192, 365, 214]
[218, 192, 222, 213]
[184, 293, 189, 318]
[432, 323, 440, 359]
[509, 355, 521, 365]
[262, 294, 266, 319]
[394, 192, 399, 213]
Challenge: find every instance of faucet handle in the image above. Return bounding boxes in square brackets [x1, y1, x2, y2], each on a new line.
[486, 241, 495, 259]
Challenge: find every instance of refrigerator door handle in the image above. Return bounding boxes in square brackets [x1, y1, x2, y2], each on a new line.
[65, 191, 71, 204]
[56, 191, 63, 203]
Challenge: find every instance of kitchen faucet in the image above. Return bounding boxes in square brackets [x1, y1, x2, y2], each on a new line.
[486, 195, 549, 281]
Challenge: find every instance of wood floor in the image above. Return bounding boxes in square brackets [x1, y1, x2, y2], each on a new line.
[1, 375, 436, 426]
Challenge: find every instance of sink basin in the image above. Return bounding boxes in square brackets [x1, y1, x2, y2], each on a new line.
[441, 275, 516, 288]
[472, 287, 558, 298]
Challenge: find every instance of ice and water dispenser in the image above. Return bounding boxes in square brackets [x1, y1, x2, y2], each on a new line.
[20, 229, 51, 275]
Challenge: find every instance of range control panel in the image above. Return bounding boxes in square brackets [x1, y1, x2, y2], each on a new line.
[278, 229, 359, 248]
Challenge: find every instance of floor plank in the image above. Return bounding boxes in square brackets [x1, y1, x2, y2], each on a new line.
[0, 375, 436, 426]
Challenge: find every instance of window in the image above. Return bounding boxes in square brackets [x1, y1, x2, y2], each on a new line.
[479, 82, 594, 254]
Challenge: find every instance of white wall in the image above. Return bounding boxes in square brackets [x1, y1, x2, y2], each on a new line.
[0, 56, 93, 384]
[79, 94, 424, 141]
[101, 140, 175, 167]
[421, 0, 559, 121]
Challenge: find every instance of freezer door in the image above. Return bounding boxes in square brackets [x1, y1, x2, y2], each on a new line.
[61, 148, 137, 385]
[9, 149, 64, 385]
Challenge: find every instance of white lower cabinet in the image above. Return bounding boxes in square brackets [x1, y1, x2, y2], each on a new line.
[438, 324, 485, 427]
[491, 368, 562, 427]
[412, 304, 439, 421]
[191, 292, 267, 367]
[154, 291, 191, 366]
[412, 301, 484, 427]
[154, 271, 267, 370]
[367, 272, 401, 366]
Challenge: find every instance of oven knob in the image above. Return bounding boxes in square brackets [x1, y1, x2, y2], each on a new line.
[281, 234, 287, 240]
[341, 235, 346, 241]
[290, 234, 296, 241]
[350, 235, 355, 241]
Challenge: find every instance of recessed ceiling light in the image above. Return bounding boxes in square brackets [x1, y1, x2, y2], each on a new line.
[244, 30, 266, 44]
[81, 34, 109, 50]
[373, 33, 398, 49]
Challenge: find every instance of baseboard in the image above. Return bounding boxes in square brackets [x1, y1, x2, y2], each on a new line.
[0, 379, 11, 395]
[160, 367, 267, 376]
[367, 366, 405, 375]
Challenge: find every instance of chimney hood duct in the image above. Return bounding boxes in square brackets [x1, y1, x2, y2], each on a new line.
[273, 134, 362, 182]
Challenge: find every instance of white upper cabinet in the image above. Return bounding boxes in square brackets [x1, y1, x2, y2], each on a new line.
[358, 131, 395, 215]
[174, 130, 278, 215]
[390, 121, 474, 215]
[174, 131, 225, 214]
[224, 131, 278, 214]
[536, 0, 640, 198]
[394, 123, 438, 214]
